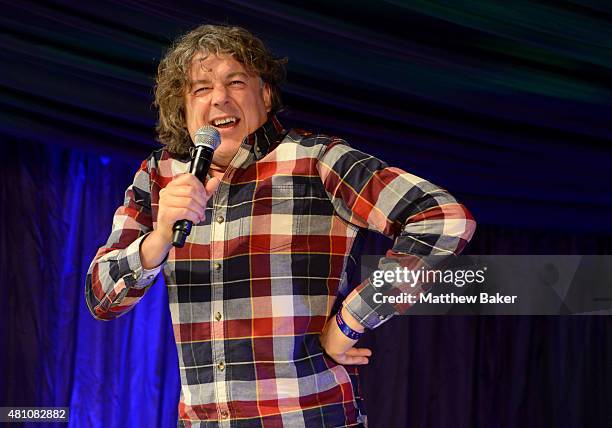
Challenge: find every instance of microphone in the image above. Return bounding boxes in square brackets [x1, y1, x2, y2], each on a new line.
[171, 126, 221, 248]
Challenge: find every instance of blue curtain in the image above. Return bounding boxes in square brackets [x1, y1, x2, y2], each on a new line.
[0, 140, 179, 427]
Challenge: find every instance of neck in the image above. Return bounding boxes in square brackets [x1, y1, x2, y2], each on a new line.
[209, 163, 227, 179]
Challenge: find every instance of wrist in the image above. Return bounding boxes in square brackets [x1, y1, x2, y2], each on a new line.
[336, 308, 365, 341]
[140, 229, 173, 269]
[150, 227, 173, 246]
[341, 307, 365, 333]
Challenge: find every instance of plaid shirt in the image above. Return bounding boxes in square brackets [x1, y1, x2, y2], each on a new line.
[86, 116, 475, 427]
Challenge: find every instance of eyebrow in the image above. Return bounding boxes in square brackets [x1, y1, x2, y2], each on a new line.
[190, 71, 250, 86]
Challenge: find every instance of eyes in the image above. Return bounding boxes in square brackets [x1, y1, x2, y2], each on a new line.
[193, 80, 246, 95]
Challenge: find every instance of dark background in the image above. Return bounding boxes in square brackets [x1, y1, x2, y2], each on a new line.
[1, 1, 611, 427]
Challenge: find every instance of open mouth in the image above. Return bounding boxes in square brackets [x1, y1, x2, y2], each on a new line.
[210, 116, 240, 129]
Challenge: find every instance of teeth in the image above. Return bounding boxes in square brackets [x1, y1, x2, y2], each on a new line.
[213, 117, 237, 126]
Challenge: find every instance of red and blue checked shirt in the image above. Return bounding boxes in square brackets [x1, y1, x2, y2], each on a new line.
[86, 116, 475, 427]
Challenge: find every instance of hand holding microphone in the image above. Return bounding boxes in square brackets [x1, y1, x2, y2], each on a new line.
[139, 126, 221, 268]
[171, 126, 221, 247]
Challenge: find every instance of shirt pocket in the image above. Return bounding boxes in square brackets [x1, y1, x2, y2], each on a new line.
[239, 184, 306, 252]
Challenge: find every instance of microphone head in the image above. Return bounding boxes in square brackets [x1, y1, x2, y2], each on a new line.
[194, 126, 221, 151]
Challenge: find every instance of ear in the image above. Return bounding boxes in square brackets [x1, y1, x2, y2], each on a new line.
[262, 83, 272, 113]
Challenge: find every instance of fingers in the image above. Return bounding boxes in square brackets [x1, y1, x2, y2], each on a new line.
[165, 206, 201, 225]
[329, 348, 372, 365]
[156, 173, 222, 237]
[206, 176, 221, 195]
[345, 348, 372, 357]
[164, 196, 205, 220]
[159, 174, 221, 223]
[160, 187, 205, 220]
[335, 354, 369, 365]
[169, 174, 220, 200]
[162, 186, 206, 210]
[171, 173, 206, 191]
[345, 347, 372, 364]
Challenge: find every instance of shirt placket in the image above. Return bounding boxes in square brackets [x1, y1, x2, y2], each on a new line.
[209, 178, 231, 426]
[207, 144, 254, 425]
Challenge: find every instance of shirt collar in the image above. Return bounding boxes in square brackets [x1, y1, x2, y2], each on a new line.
[245, 115, 286, 160]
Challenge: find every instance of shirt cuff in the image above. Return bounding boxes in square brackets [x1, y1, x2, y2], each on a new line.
[122, 233, 165, 289]
[342, 278, 395, 330]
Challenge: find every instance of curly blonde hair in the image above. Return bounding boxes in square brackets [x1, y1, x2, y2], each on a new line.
[154, 25, 287, 156]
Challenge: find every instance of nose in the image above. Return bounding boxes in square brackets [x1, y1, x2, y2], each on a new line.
[211, 84, 229, 107]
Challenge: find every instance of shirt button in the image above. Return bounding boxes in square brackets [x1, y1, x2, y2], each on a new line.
[220, 410, 229, 419]
[215, 312, 222, 321]
[215, 215, 224, 223]
[217, 361, 225, 371]
[213, 263, 221, 271]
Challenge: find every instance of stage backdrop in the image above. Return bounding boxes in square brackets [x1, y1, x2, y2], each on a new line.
[1, 1, 611, 427]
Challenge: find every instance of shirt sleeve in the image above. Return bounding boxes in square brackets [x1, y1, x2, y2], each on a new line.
[316, 139, 476, 330]
[85, 157, 163, 321]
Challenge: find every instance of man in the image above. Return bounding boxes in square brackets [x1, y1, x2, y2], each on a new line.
[86, 25, 475, 427]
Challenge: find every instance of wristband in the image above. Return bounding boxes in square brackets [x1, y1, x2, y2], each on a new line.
[336, 310, 364, 340]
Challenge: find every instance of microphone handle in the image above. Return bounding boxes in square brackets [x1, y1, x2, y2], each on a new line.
[171, 220, 192, 248]
[171, 148, 213, 248]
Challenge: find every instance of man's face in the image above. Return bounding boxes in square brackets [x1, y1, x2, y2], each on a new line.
[184, 53, 272, 168]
